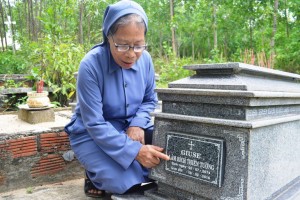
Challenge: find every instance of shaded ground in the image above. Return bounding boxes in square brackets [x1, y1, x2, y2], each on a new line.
[0, 178, 154, 200]
[0, 178, 92, 200]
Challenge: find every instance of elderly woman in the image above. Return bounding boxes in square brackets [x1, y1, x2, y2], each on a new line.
[65, 0, 170, 198]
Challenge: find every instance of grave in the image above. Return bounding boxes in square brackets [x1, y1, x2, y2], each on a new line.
[146, 62, 300, 200]
[0, 109, 83, 193]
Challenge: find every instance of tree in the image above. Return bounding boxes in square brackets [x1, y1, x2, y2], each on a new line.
[0, 0, 299, 102]
[170, 0, 177, 56]
[212, 1, 217, 50]
[270, 0, 279, 68]
[78, 0, 84, 44]
[7, 0, 16, 53]
[0, 0, 7, 50]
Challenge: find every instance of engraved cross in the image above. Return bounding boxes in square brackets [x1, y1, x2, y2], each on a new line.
[188, 141, 195, 151]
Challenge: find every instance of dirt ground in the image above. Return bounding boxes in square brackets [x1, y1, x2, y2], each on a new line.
[0, 178, 154, 200]
[0, 178, 92, 200]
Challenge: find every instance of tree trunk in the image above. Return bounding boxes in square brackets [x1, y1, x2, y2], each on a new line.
[7, 0, 16, 53]
[0, 0, 7, 50]
[0, 15, 3, 51]
[27, 0, 31, 39]
[207, 36, 211, 55]
[34, 0, 39, 41]
[170, 0, 177, 56]
[249, 0, 253, 49]
[24, 0, 28, 39]
[192, 35, 195, 60]
[159, 30, 163, 58]
[270, 0, 279, 68]
[213, 2, 217, 49]
[39, 0, 43, 38]
[249, 23, 253, 49]
[64, 0, 68, 35]
[78, 0, 84, 44]
[285, 0, 289, 37]
[17, 1, 23, 35]
[87, 13, 91, 44]
[30, 0, 36, 41]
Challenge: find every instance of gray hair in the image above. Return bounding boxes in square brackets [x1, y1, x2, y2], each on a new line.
[108, 13, 146, 36]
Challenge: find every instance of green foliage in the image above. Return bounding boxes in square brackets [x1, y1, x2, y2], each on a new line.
[0, 51, 30, 74]
[2, 79, 23, 89]
[275, 26, 300, 73]
[26, 187, 33, 194]
[50, 101, 61, 108]
[28, 37, 85, 106]
[14, 95, 28, 108]
[1, 94, 28, 112]
[2, 94, 17, 111]
[154, 47, 195, 88]
[204, 49, 227, 64]
[0, 79, 28, 111]
[0, 0, 299, 110]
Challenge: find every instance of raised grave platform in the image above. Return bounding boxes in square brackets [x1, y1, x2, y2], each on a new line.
[0, 108, 83, 193]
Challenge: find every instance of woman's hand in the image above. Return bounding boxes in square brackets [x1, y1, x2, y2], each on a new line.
[136, 145, 170, 168]
[126, 126, 145, 144]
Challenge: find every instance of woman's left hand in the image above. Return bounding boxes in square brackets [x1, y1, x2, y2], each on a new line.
[126, 126, 145, 144]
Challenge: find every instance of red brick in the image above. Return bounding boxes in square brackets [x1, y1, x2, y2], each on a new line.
[40, 132, 68, 138]
[38, 158, 63, 164]
[31, 154, 66, 177]
[32, 164, 64, 172]
[31, 168, 65, 177]
[0, 136, 37, 158]
[39, 132, 70, 153]
[13, 151, 37, 158]
[8, 136, 36, 143]
[7, 143, 36, 151]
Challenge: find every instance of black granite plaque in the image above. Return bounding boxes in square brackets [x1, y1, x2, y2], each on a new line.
[165, 132, 225, 187]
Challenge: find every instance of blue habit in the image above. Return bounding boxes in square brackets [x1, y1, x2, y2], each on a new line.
[65, 44, 158, 194]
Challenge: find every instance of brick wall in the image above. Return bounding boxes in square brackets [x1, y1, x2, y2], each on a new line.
[0, 130, 83, 193]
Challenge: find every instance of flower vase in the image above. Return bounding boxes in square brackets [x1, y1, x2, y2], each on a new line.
[27, 91, 50, 108]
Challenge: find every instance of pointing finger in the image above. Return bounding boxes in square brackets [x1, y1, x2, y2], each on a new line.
[152, 149, 170, 161]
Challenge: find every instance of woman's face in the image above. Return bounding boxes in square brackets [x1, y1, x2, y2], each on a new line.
[108, 22, 145, 69]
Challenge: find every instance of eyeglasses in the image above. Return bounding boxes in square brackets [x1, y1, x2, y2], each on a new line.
[110, 35, 147, 53]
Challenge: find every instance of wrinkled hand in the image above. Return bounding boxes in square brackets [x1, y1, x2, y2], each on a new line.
[136, 145, 170, 168]
[126, 126, 145, 144]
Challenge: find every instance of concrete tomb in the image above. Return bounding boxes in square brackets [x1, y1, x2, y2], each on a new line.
[146, 62, 300, 200]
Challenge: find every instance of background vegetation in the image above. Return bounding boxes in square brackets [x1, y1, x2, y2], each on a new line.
[0, 0, 299, 106]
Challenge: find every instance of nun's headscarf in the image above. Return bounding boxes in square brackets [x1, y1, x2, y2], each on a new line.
[102, 0, 148, 44]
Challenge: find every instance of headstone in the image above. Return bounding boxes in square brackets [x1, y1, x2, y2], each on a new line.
[146, 63, 300, 200]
